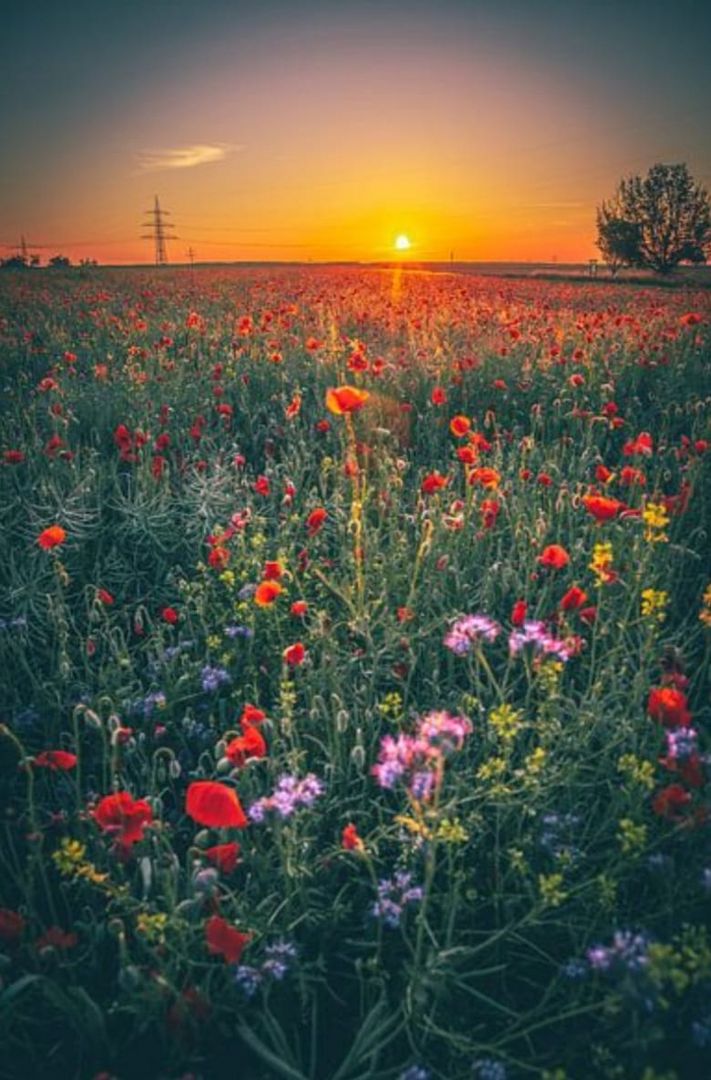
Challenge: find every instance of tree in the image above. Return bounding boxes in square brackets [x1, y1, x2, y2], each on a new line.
[49, 254, 72, 268]
[596, 163, 711, 274]
[0, 254, 28, 270]
[596, 208, 641, 276]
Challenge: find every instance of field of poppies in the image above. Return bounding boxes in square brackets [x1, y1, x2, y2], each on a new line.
[0, 266, 710, 1080]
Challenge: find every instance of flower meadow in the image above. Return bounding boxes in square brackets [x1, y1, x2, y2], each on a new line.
[0, 266, 710, 1080]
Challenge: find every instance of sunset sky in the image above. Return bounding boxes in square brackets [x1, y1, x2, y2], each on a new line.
[2, 0, 710, 265]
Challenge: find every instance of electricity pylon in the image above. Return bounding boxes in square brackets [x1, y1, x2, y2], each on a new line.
[141, 196, 177, 266]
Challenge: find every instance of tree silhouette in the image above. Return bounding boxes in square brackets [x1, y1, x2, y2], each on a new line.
[596, 163, 711, 274]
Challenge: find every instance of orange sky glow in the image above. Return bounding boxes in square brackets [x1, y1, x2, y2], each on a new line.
[2, 2, 710, 266]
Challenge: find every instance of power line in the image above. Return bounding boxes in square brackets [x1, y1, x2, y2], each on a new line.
[141, 195, 177, 266]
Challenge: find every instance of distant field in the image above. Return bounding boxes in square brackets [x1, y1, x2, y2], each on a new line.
[1, 267, 710, 1080]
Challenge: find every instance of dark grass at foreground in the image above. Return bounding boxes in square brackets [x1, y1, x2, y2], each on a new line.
[0, 268, 710, 1080]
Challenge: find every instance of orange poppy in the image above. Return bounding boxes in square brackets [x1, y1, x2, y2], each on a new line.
[325, 386, 370, 415]
[306, 507, 328, 536]
[421, 471, 449, 494]
[538, 544, 570, 569]
[468, 467, 500, 490]
[582, 494, 624, 522]
[254, 581, 283, 606]
[647, 687, 692, 729]
[225, 726, 267, 768]
[37, 525, 66, 550]
[449, 415, 471, 438]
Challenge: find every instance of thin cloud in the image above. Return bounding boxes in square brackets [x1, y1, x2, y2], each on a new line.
[136, 143, 242, 173]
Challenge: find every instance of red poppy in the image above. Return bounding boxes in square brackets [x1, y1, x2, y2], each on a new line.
[680, 312, 702, 327]
[457, 444, 478, 465]
[469, 467, 500, 490]
[255, 581, 283, 606]
[595, 464, 614, 484]
[619, 466, 645, 487]
[97, 589, 114, 605]
[341, 823, 364, 851]
[647, 687, 692, 728]
[185, 781, 248, 829]
[306, 507, 327, 536]
[34, 750, 77, 771]
[291, 600, 308, 617]
[652, 784, 692, 820]
[225, 725, 267, 768]
[325, 386, 370, 415]
[240, 704, 266, 730]
[3, 450, 24, 464]
[35, 926, 78, 951]
[254, 475, 271, 496]
[511, 600, 527, 626]
[480, 499, 501, 529]
[204, 842, 241, 874]
[285, 393, 301, 419]
[430, 386, 447, 405]
[421, 471, 449, 494]
[263, 560, 284, 581]
[151, 455, 167, 479]
[579, 605, 598, 625]
[449, 415, 471, 438]
[560, 586, 588, 611]
[538, 544, 570, 570]
[205, 915, 251, 964]
[397, 606, 415, 623]
[161, 606, 179, 624]
[623, 432, 653, 457]
[582, 494, 624, 522]
[659, 753, 704, 789]
[37, 525, 66, 550]
[0, 909, 25, 942]
[93, 792, 153, 848]
[208, 546, 230, 569]
[283, 642, 306, 666]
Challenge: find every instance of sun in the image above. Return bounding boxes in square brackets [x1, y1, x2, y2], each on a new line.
[394, 234, 411, 252]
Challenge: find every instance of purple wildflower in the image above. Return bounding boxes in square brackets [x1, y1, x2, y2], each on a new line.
[508, 620, 573, 661]
[372, 871, 423, 928]
[444, 613, 502, 655]
[586, 930, 651, 974]
[665, 727, 698, 761]
[372, 711, 471, 800]
[472, 1060, 507, 1080]
[233, 965, 263, 997]
[418, 710, 473, 753]
[249, 773, 324, 822]
[201, 665, 231, 693]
